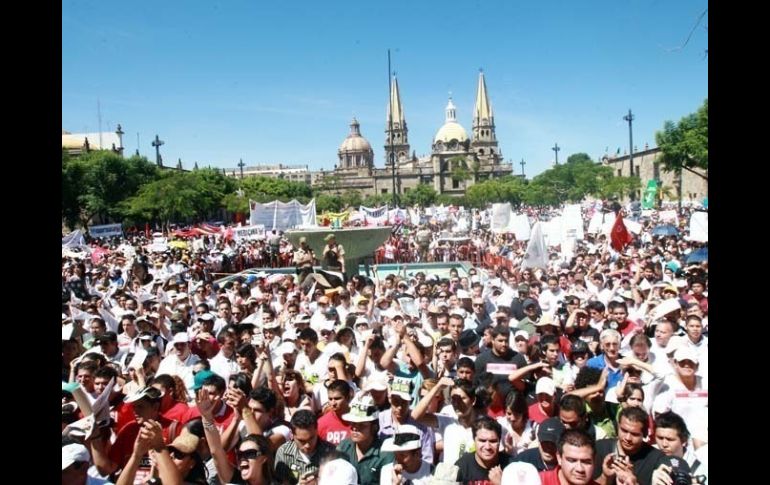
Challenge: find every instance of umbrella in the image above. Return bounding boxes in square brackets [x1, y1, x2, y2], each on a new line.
[651, 224, 680, 237]
[686, 247, 708, 264]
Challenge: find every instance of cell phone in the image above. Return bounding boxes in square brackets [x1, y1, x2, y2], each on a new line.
[301, 470, 317, 480]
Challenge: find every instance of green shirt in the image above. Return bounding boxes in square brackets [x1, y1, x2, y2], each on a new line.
[516, 318, 537, 336]
[336, 438, 394, 485]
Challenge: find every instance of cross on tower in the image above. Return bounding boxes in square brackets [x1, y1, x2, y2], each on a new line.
[151, 134, 164, 167]
[552, 143, 561, 165]
[238, 158, 246, 179]
[520, 158, 526, 177]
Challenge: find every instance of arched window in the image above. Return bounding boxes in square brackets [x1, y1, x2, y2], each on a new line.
[479, 149, 485, 156]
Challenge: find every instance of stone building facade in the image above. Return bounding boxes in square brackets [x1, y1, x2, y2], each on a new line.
[601, 146, 708, 203]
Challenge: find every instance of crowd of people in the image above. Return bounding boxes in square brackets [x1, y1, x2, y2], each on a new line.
[62, 202, 708, 485]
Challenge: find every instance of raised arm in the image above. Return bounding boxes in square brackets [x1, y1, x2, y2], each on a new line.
[197, 389, 235, 483]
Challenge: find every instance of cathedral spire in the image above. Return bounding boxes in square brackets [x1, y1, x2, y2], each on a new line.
[387, 75, 405, 129]
[471, 69, 500, 162]
[473, 69, 494, 125]
[385, 74, 409, 165]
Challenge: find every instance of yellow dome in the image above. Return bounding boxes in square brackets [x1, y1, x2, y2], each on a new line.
[339, 135, 372, 152]
[434, 121, 469, 144]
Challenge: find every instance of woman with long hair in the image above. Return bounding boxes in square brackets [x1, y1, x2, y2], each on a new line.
[150, 374, 191, 422]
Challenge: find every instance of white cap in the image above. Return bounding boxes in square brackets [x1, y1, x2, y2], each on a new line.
[172, 333, 190, 344]
[354, 316, 370, 327]
[500, 462, 542, 485]
[318, 458, 359, 485]
[277, 342, 297, 355]
[673, 346, 699, 364]
[456, 289, 471, 300]
[535, 377, 556, 396]
[62, 443, 90, 470]
[363, 375, 389, 392]
[381, 424, 422, 452]
[198, 313, 215, 321]
[514, 330, 530, 340]
[283, 328, 298, 341]
[449, 308, 466, 318]
[176, 292, 189, 300]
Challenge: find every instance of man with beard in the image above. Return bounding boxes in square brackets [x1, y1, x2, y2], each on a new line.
[474, 325, 528, 399]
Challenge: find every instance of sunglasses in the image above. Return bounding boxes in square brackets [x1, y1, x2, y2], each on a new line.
[168, 448, 192, 460]
[237, 449, 262, 461]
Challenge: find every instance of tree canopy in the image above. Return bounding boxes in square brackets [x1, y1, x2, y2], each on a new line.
[655, 98, 708, 180]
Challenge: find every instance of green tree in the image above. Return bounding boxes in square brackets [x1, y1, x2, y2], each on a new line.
[401, 184, 437, 208]
[340, 190, 363, 209]
[362, 193, 391, 207]
[448, 156, 472, 183]
[465, 176, 527, 208]
[655, 99, 708, 181]
[61, 150, 160, 229]
[315, 193, 343, 213]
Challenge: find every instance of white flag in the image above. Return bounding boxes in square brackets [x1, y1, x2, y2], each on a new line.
[521, 222, 548, 270]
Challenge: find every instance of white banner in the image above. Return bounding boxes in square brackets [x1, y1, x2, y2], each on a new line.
[89, 223, 123, 238]
[689, 212, 708, 242]
[233, 224, 266, 241]
[522, 222, 548, 270]
[249, 199, 318, 230]
[562, 205, 585, 241]
[544, 216, 564, 246]
[508, 213, 531, 241]
[490, 203, 512, 233]
[62, 229, 87, 248]
[360, 205, 389, 226]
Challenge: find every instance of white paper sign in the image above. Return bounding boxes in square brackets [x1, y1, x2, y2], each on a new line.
[688, 212, 708, 242]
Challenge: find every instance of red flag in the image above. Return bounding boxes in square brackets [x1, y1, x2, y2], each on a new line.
[610, 213, 633, 252]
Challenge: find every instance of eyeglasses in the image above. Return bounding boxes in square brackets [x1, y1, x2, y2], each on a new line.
[237, 449, 262, 461]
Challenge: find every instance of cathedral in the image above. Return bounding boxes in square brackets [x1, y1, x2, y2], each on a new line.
[321, 71, 513, 198]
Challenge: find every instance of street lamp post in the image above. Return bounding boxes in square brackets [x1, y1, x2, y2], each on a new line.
[520, 158, 526, 177]
[624, 109, 636, 200]
[388, 49, 397, 208]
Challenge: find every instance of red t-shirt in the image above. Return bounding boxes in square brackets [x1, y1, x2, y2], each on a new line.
[540, 467, 600, 485]
[527, 402, 556, 425]
[487, 393, 506, 420]
[163, 400, 192, 424]
[316, 409, 352, 446]
[618, 319, 640, 337]
[109, 415, 179, 471]
[185, 402, 235, 434]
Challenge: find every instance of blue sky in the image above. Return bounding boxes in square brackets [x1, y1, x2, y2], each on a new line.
[62, 0, 708, 178]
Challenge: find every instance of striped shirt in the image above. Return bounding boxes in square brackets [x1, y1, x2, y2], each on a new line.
[274, 437, 336, 485]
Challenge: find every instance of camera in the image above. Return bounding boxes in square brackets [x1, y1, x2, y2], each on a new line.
[669, 469, 691, 485]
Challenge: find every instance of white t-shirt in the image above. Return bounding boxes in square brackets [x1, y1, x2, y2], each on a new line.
[441, 421, 475, 465]
[496, 417, 535, 457]
[380, 460, 433, 485]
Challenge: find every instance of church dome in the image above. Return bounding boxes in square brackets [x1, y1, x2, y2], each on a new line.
[338, 118, 373, 152]
[433, 97, 468, 144]
[434, 121, 469, 144]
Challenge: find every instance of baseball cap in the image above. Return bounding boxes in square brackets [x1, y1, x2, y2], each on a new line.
[277, 342, 297, 355]
[500, 462, 542, 485]
[535, 377, 556, 396]
[318, 458, 358, 485]
[673, 347, 699, 364]
[458, 329, 480, 349]
[95, 331, 118, 344]
[570, 340, 589, 354]
[535, 314, 558, 327]
[123, 385, 163, 404]
[381, 424, 422, 452]
[514, 330, 530, 341]
[363, 375, 389, 392]
[389, 377, 414, 402]
[193, 370, 216, 391]
[168, 429, 200, 455]
[537, 417, 565, 443]
[517, 283, 530, 294]
[341, 395, 379, 423]
[62, 443, 90, 470]
[172, 333, 190, 345]
[522, 298, 538, 309]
